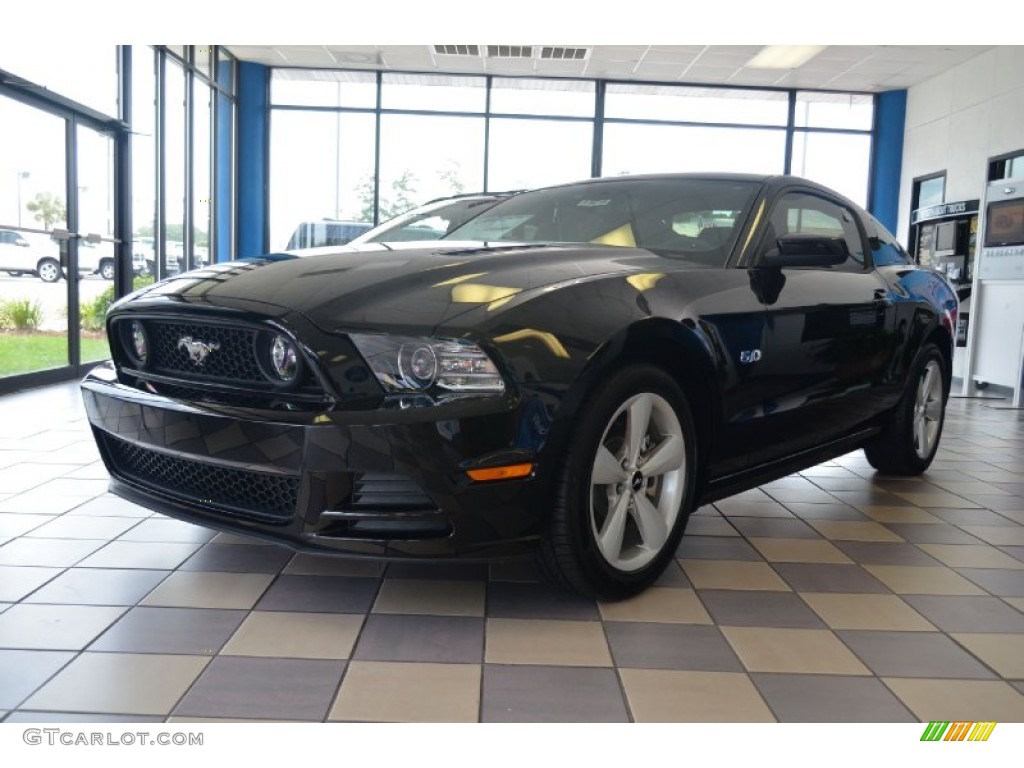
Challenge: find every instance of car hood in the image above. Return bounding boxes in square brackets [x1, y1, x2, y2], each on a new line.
[124, 242, 681, 333]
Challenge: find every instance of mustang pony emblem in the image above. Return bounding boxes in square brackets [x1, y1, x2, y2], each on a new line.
[177, 336, 220, 365]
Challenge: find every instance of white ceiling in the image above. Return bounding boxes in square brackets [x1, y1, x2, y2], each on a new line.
[224, 45, 995, 93]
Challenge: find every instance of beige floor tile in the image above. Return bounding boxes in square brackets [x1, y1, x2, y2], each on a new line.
[373, 579, 485, 617]
[951, 634, 1024, 678]
[864, 565, 987, 596]
[166, 717, 307, 723]
[222, 611, 363, 659]
[883, 678, 1024, 721]
[801, 593, 936, 631]
[808, 520, 904, 542]
[0, 604, 126, 650]
[284, 553, 384, 577]
[485, 618, 612, 666]
[620, 668, 775, 722]
[141, 571, 275, 609]
[598, 587, 712, 624]
[25, 515, 139, 540]
[1004, 597, 1024, 613]
[917, 544, 1024, 570]
[893, 492, 981, 508]
[862, 507, 944, 524]
[722, 626, 871, 675]
[748, 538, 853, 564]
[77, 541, 203, 570]
[22, 653, 210, 715]
[328, 661, 480, 722]
[678, 560, 790, 591]
[0, 565, 62, 602]
[959, 526, 1024, 546]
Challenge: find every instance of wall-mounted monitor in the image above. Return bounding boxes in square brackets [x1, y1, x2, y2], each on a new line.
[935, 220, 957, 252]
[985, 198, 1024, 247]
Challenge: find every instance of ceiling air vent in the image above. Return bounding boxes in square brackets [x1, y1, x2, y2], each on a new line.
[540, 47, 589, 61]
[486, 46, 534, 58]
[433, 45, 481, 56]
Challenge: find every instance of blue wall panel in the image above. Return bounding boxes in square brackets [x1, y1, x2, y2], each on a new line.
[869, 90, 907, 235]
[236, 62, 268, 257]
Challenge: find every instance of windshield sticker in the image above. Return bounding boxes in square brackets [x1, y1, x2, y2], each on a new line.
[577, 199, 612, 207]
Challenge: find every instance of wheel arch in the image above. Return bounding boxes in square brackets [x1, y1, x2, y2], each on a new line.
[549, 317, 721, 500]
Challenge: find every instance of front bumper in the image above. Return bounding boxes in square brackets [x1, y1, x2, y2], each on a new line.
[81, 362, 547, 559]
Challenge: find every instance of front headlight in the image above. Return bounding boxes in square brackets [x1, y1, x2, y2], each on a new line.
[350, 334, 505, 398]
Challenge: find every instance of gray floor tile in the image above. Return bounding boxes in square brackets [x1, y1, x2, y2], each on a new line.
[902, 595, 1024, 633]
[180, 543, 293, 573]
[89, 606, 248, 654]
[675, 536, 763, 561]
[0, 650, 75, 709]
[957, 568, 1024, 597]
[604, 622, 742, 671]
[751, 673, 916, 722]
[771, 563, 890, 593]
[384, 562, 490, 581]
[928, 508, 1024, 526]
[353, 614, 484, 663]
[833, 541, 941, 566]
[174, 657, 346, 721]
[486, 581, 599, 620]
[3, 712, 164, 723]
[836, 630, 997, 678]
[698, 589, 826, 628]
[885, 523, 984, 544]
[256, 574, 379, 614]
[482, 665, 628, 722]
[1000, 546, 1024, 564]
[0, 565, 63, 602]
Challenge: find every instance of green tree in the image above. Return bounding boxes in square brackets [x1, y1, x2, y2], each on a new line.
[26, 192, 67, 230]
[357, 171, 419, 222]
[438, 161, 465, 195]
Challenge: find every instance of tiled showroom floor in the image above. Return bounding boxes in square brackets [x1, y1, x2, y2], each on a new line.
[1, 381, 1024, 723]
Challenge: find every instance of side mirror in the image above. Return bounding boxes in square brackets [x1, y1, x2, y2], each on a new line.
[759, 233, 849, 268]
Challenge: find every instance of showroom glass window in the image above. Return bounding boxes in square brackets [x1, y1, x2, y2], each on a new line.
[790, 92, 874, 207]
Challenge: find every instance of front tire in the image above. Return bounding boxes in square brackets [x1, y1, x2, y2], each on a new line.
[538, 365, 696, 599]
[99, 259, 115, 280]
[37, 258, 61, 283]
[864, 343, 947, 475]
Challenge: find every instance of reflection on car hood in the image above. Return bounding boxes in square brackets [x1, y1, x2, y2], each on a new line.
[125, 241, 685, 333]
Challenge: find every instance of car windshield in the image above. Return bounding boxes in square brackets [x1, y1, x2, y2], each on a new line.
[445, 177, 761, 265]
[356, 197, 507, 244]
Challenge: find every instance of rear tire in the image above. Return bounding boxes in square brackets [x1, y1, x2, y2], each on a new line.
[864, 343, 947, 475]
[37, 258, 61, 283]
[99, 259, 115, 280]
[537, 365, 696, 599]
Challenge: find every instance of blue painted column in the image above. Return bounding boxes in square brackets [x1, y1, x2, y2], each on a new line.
[236, 62, 268, 257]
[869, 90, 907, 234]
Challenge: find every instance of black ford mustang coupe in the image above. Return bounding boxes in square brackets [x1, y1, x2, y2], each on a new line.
[81, 174, 957, 598]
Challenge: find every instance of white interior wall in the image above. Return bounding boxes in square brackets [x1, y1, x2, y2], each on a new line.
[897, 46, 1024, 243]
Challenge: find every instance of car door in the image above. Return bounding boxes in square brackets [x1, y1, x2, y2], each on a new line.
[0, 230, 34, 272]
[741, 188, 897, 462]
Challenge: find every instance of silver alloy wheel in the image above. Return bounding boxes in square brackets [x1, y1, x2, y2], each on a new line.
[589, 391, 686, 572]
[100, 261, 115, 280]
[37, 260, 60, 282]
[913, 359, 943, 460]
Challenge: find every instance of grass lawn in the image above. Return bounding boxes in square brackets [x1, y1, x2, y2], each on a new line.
[0, 332, 110, 377]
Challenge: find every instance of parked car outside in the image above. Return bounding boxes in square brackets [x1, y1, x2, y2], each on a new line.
[286, 220, 373, 250]
[347, 192, 520, 245]
[0, 228, 64, 281]
[81, 174, 957, 598]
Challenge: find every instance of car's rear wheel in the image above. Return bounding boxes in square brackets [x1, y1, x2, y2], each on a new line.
[37, 258, 62, 283]
[864, 343, 946, 475]
[538, 365, 696, 599]
[6, 271, 23, 277]
[99, 259, 115, 280]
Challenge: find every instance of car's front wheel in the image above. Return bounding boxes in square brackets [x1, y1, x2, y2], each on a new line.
[539, 365, 696, 599]
[37, 258, 62, 283]
[864, 343, 947, 475]
[99, 259, 115, 280]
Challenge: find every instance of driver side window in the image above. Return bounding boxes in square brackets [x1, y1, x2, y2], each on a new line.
[766, 192, 866, 271]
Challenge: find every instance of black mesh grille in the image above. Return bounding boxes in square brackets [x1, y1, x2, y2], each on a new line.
[147, 322, 264, 381]
[101, 434, 299, 523]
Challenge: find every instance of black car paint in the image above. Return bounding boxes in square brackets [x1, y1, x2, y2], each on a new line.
[82, 174, 957, 559]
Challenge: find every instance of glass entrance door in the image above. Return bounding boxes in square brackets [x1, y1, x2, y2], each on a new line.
[75, 124, 117, 365]
[0, 94, 69, 380]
